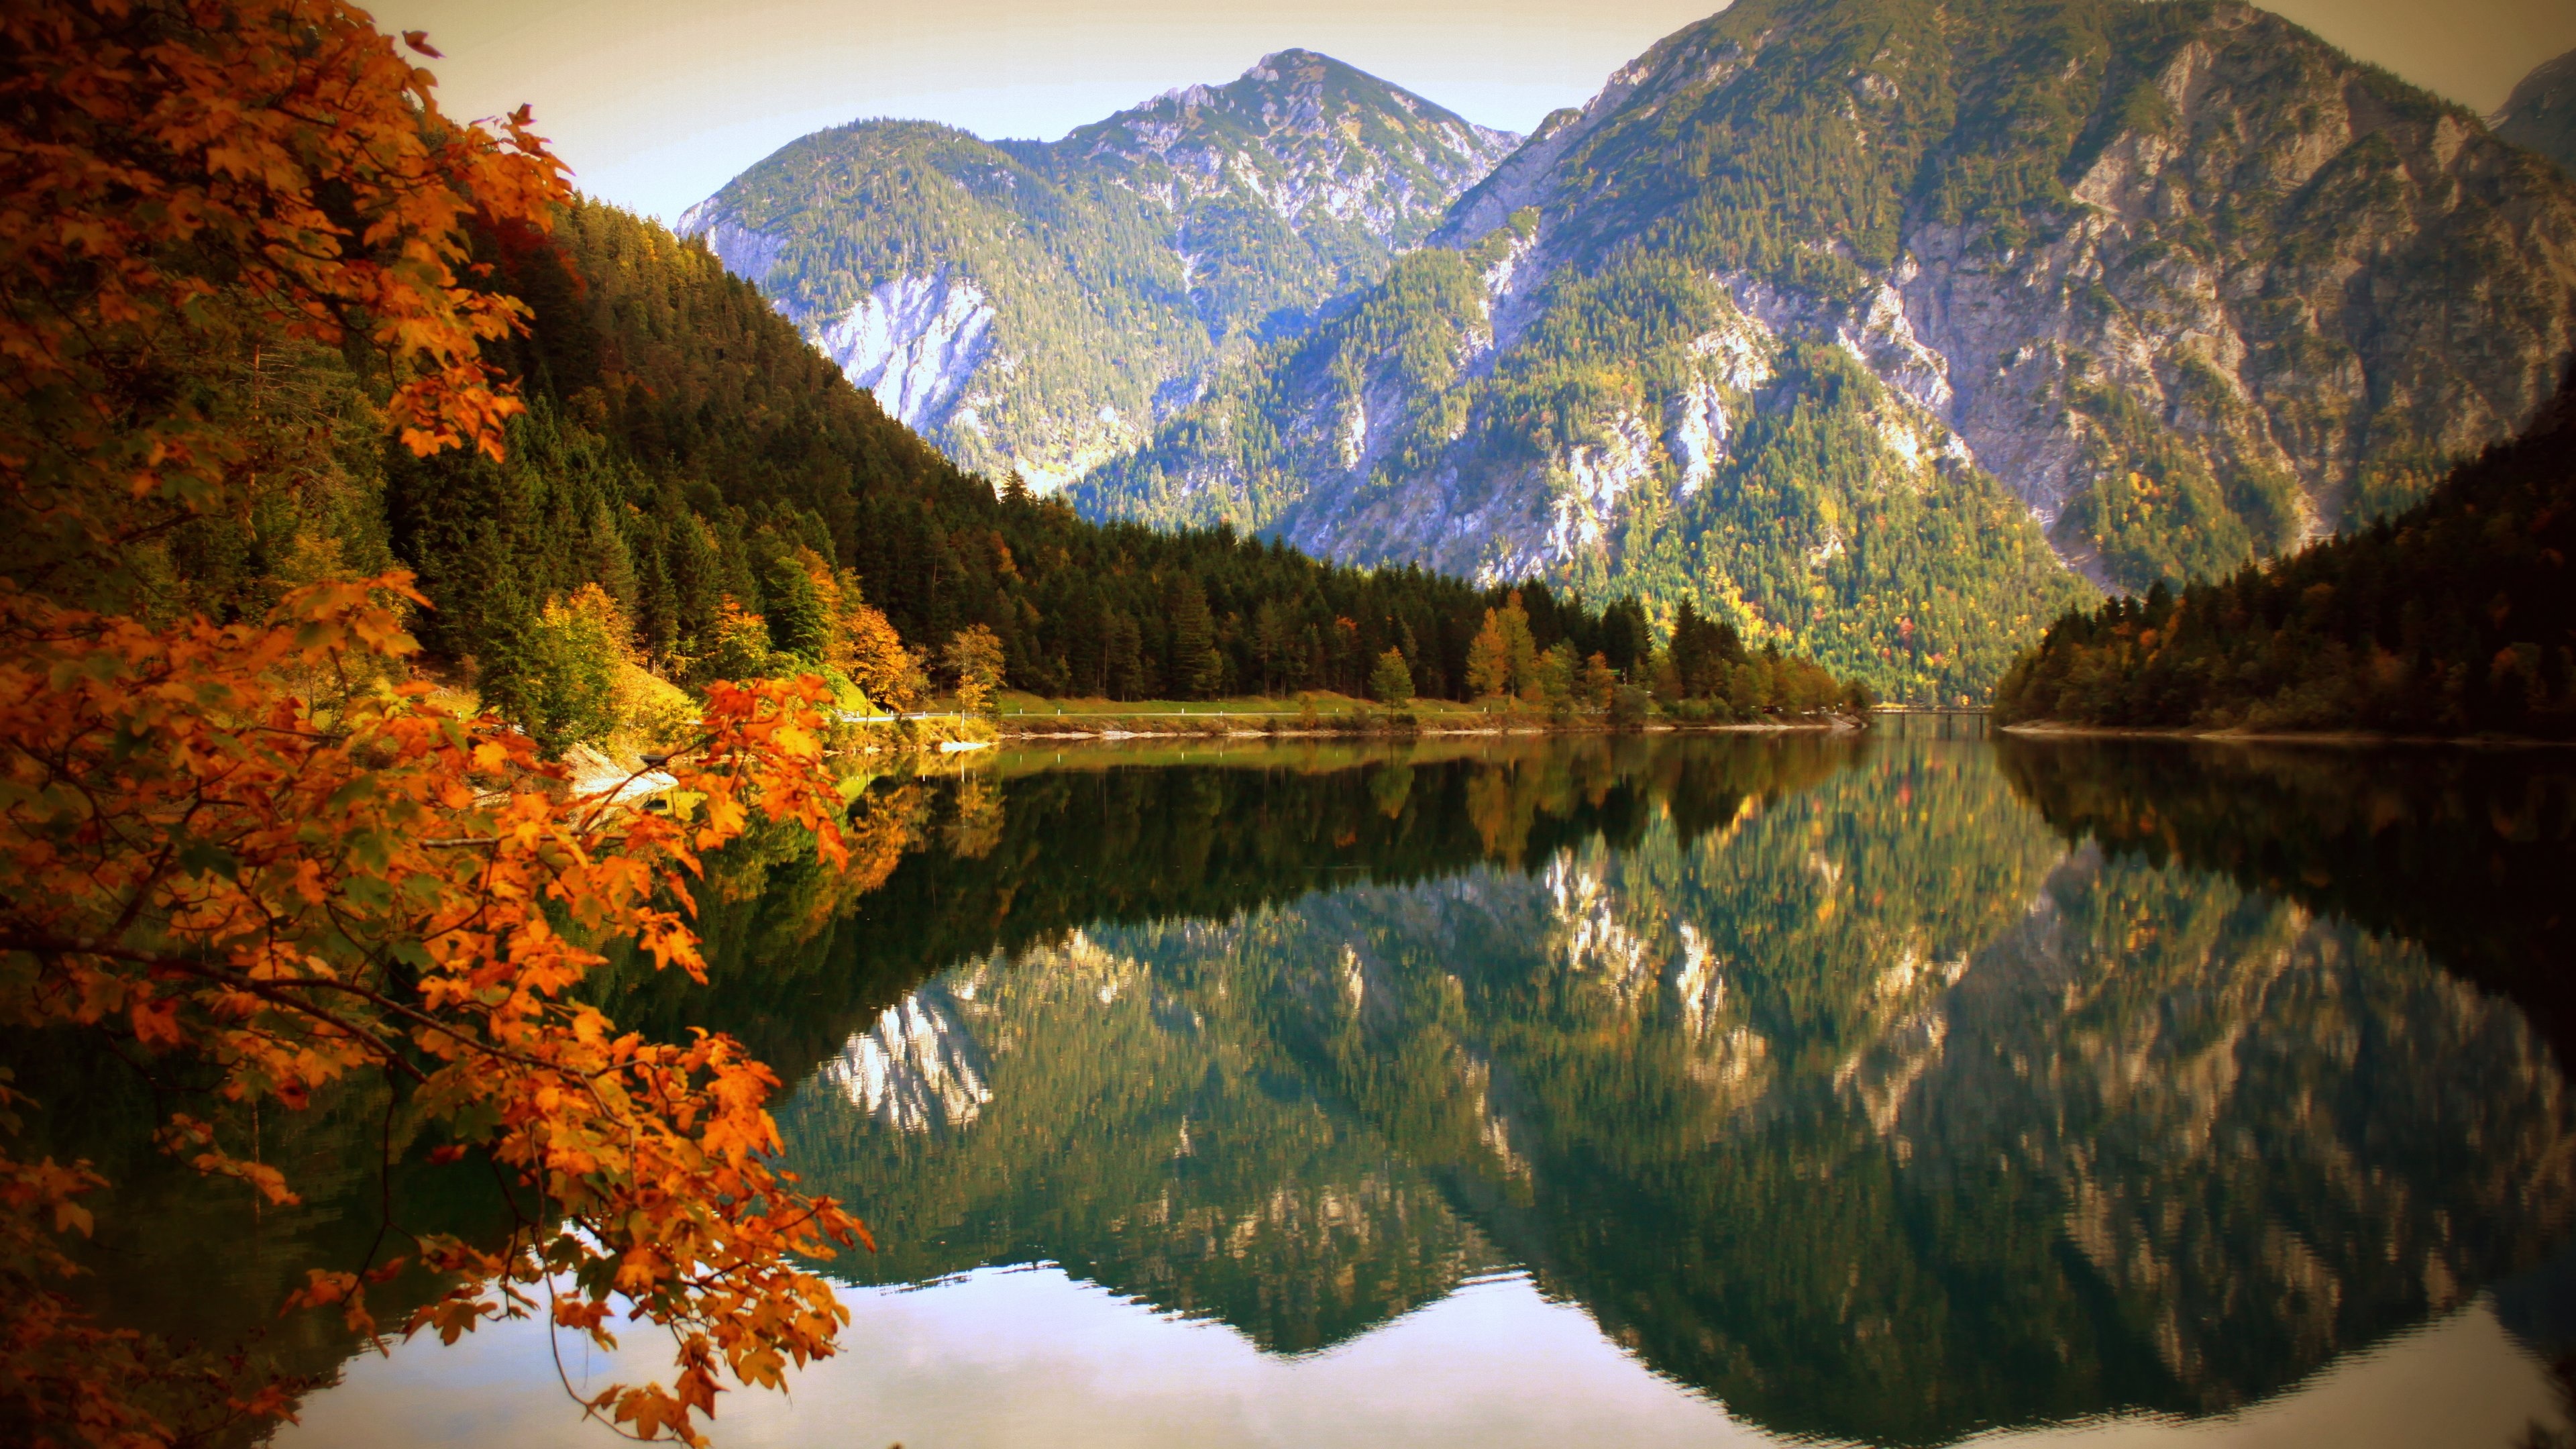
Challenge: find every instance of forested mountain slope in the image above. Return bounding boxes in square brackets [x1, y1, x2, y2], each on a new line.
[674, 51, 1515, 484]
[1079, 0, 2576, 702]
[392, 201, 1688, 709]
[1994, 365, 2576, 736]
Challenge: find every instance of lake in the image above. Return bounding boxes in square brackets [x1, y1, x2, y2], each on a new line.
[82, 726, 2576, 1447]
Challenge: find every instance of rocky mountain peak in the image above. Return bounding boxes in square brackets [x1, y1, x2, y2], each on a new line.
[675, 50, 1521, 489]
[1058, 48, 1519, 221]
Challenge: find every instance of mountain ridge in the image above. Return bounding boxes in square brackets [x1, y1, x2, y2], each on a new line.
[676, 50, 1517, 485]
[1077, 0, 2576, 701]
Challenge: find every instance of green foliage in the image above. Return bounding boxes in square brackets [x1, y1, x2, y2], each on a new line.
[1996, 372, 2576, 736]
[518, 586, 628, 755]
[1368, 647, 1414, 707]
[757, 544, 833, 662]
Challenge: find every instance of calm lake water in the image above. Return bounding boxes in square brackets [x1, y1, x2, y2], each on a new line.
[75, 726, 2576, 1447]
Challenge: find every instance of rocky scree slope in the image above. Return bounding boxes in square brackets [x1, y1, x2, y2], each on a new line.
[676, 51, 1515, 487]
[1077, 0, 2576, 703]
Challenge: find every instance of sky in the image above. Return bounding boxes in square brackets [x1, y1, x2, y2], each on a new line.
[372, 0, 2576, 223]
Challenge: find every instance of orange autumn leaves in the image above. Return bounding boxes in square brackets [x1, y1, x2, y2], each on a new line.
[4, 582, 869, 1445]
[3, 0, 556, 571]
[2, 3, 873, 1446]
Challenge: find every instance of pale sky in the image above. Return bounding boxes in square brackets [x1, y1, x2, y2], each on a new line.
[370, 0, 2576, 223]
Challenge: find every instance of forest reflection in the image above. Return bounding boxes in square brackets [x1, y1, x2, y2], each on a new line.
[737, 733, 2576, 1446]
[39, 731, 2576, 1448]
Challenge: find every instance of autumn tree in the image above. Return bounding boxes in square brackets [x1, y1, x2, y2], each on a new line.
[943, 624, 1006, 716]
[794, 547, 918, 711]
[1580, 651, 1618, 712]
[842, 600, 921, 712]
[1465, 611, 1510, 699]
[1, 4, 871, 1444]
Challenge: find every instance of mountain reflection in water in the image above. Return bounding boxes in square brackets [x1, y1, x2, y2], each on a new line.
[235, 732, 2576, 1445]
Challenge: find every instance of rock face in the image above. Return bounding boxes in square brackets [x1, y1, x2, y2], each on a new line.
[2496, 48, 2576, 179]
[676, 53, 1516, 487]
[807, 269, 995, 431]
[1078, 0, 2576, 699]
[817, 985, 994, 1133]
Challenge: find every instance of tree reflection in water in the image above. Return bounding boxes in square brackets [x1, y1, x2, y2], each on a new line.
[31, 732, 2576, 1446]
[760, 734, 2576, 1446]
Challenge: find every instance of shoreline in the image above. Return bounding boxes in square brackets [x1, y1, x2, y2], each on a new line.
[993, 715, 1868, 743]
[2000, 720, 2576, 750]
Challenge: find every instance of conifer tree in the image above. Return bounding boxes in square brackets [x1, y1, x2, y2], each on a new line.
[1499, 590, 1540, 700]
[1167, 576, 1222, 700]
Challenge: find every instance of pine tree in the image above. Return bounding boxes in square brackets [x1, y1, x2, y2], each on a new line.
[580, 501, 637, 612]
[1167, 576, 1221, 700]
[1500, 590, 1540, 700]
[757, 543, 832, 661]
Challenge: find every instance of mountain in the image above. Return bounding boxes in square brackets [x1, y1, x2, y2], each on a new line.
[1077, 0, 2576, 702]
[378, 201, 1682, 714]
[1994, 363, 2576, 735]
[675, 51, 1517, 485]
[2496, 48, 2576, 178]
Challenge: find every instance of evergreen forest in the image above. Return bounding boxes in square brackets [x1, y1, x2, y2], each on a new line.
[1994, 368, 2576, 737]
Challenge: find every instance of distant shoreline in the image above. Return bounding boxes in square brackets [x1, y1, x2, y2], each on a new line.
[2000, 721, 2576, 750]
[996, 715, 1868, 743]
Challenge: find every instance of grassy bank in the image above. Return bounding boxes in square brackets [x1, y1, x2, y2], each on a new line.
[971, 690, 1866, 739]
